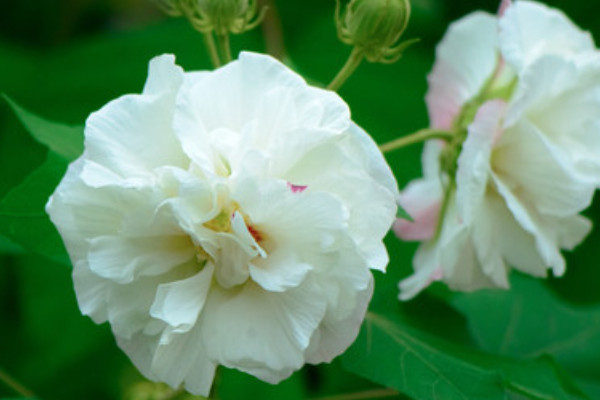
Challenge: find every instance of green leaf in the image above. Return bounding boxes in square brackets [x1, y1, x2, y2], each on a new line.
[450, 274, 600, 382]
[0, 151, 70, 265]
[0, 235, 22, 254]
[342, 311, 588, 400]
[2, 95, 83, 161]
[218, 368, 305, 400]
[397, 205, 413, 221]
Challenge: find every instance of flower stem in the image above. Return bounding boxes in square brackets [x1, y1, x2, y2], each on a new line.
[309, 388, 401, 400]
[327, 47, 364, 91]
[203, 32, 222, 68]
[379, 129, 453, 153]
[216, 33, 233, 64]
[0, 367, 36, 398]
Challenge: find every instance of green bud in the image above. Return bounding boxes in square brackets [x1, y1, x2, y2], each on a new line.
[196, 0, 266, 35]
[154, 0, 266, 36]
[197, 0, 248, 34]
[337, 0, 416, 63]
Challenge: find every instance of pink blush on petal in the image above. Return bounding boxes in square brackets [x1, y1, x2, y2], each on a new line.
[287, 182, 307, 193]
[393, 201, 441, 241]
[498, 0, 513, 17]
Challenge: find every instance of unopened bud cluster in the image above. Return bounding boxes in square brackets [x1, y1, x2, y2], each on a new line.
[155, 0, 265, 35]
[336, 0, 416, 63]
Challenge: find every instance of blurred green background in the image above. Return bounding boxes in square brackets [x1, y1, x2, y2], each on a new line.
[1, 1, 600, 399]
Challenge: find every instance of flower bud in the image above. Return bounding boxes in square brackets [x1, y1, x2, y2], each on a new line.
[337, 0, 415, 63]
[155, 0, 265, 36]
[197, 0, 262, 35]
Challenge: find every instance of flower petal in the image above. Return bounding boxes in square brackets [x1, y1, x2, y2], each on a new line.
[305, 277, 373, 364]
[426, 12, 499, 130]
[394, 178, 442, 241]
[456, 99, 507, 225]
[200, 281, 327, 382]
[493, 119, 595, 217]
[508, 55, 600, 183]
[82, 55, 188, 185]
[249, 248, 312, 292]
[88, 235, 194, 284]
[499, 0, 595, 72]
[149, 263, 214, 332]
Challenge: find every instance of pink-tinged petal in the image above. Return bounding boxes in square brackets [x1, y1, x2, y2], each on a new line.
[497, 0, 512, 17]
[393, 203, 440, 241]
[394, 178, 442, 242]
[499, 1, 595, 73]
[456, 99, 507, 225]
[426, 12, 499, 130]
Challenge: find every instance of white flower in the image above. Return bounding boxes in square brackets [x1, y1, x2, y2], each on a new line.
[395, 1, 600, 300]
[46, 52, 399, 395]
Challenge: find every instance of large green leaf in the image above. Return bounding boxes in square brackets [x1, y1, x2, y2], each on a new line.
[342, 311, 588, 400]
[3, 95, 83, 161]
[451, 274, 600, 382]
[218, 368, 305, 400]
[0, 151, 69, 265]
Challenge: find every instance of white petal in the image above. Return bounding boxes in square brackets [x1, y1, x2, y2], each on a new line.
[47, 161, 163, 260]
[508, 55, 600, 183]
[173, 52, 308, 169]
[249, 248, 312, 292]
[557, 215, 592, 250]
[426, 12, 499, 130]
[83, 57, 188, 185]
[152, 325, 216, 396]
[308, 237, 372, 315]
[72, 260, 109, 323]
[106, 261, 201, 339]
[479, 191, 547, 279]
[88, 235, 194, 284]
[150, 263, 214, 331]
[493, 119, 595, 217]
[116, 327, 217, 397]
[456, 99, 506, 225]
[305, 277, 373, 363]
[280, 138, 397, 270]
[398, 242, 444, 301]
[499, 0, 595, 72]
[492, 174, 566, 275]
[341, 123, 399, 201]
[143, 54, 185, 96]
[200, 281, 327, 382]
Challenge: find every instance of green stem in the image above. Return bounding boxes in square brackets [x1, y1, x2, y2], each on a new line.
[309, 388, 401, 400]
[0, 367, 36, 398]
[434, 178, 456, 242]
[203, 32, 222, 68]
[216, 33, 233, 64]
[379, 129, 454, 153]
[327, 47, 364, 91]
